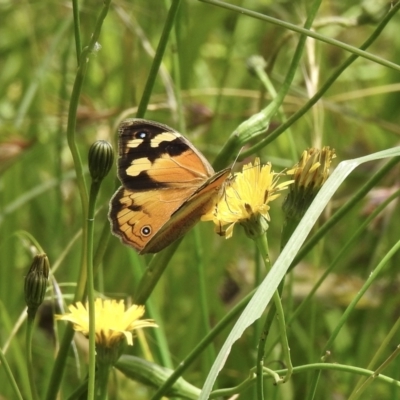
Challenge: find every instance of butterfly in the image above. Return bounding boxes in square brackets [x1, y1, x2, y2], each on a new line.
[108, 119, 231, 254]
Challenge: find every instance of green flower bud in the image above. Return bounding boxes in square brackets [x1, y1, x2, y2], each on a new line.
[25, 254, 49, 317]
[88, 140, 114, 182]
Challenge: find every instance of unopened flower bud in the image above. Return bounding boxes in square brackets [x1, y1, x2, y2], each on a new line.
[88, 140, 114, 182]
[25, 254, 49, 317]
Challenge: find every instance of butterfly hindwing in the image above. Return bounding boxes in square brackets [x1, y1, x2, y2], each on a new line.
[109, 186, 196, 253]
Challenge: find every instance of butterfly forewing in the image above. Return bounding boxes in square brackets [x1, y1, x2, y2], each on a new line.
[118, 119, 214, 190]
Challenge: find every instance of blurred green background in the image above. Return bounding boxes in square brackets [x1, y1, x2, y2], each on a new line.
[1, 0, 400, 399]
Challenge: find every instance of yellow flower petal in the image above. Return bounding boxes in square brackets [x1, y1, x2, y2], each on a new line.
[203, 158, 292, 238]
[56, 299, 157, 348]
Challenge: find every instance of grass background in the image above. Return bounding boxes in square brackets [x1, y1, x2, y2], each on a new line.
[1, 0, 400, 399]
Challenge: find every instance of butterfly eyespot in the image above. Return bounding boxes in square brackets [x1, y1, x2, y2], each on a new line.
[137, 131, 148, 139]
[141, 226, 152, 237]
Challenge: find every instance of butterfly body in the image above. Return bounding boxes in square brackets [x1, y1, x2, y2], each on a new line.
[109, 119, 230, 254]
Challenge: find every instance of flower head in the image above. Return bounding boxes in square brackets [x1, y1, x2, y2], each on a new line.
[283, 147, 336, 220]
[56, 299, 157, 348]
[202, 158, 292, 239]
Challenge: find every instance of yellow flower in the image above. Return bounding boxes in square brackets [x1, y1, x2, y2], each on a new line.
[56, 299, 157, 348]
[283, 147, 336, 219]
[202, 158, 292, 239]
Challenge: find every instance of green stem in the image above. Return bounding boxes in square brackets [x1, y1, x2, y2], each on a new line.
[66, 0, 113, 216]
[255, 235, 292, 390]
[71, 0, 82, 63]
[96, 363, 111, 400]
[66, 0, 112, 218]
[280, 216, 301, 254]
[93, 210, 113, 276]
[25, 316, 37, 400]
[256, 278, 285, 362]
[169, 0, 185, 132]
[255, 237, 268, 399]
[208, 362, 400, 398]
[45, 2, 112, 399]
[0, 346, 24, 400]
[193, 228, 216, 380]
[86, 182, 102, 400]
[252, 242, 262, 390]
[45, 327, 75, 400]
[349, 312, 400, 398]
[14, 232, 44, 254]
[207, 4, 241, 141]
[349, 345, 400, 400]
[256, 326, 265, 399]
[249, 57, 297, 161]
[136, 0, 182, 118]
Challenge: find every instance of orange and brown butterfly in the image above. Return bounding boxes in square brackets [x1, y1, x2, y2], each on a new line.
[108, 119, 231, 254]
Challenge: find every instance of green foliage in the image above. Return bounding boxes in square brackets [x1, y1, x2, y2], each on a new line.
[1, 0, 400, 399]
